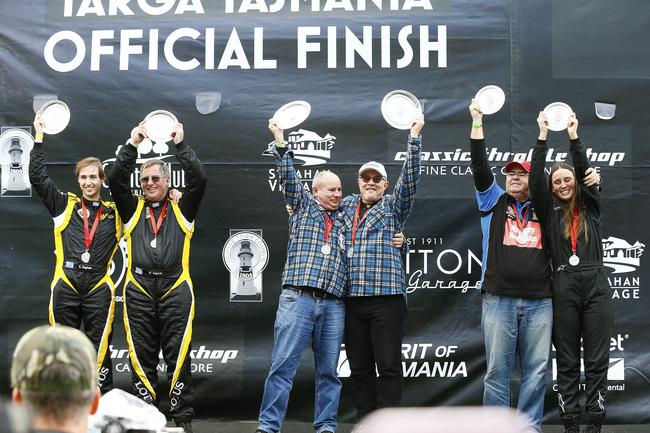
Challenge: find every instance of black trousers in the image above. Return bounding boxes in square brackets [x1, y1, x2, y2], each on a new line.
[51, 277, 115, 393]
[344, 294, 407, 421]
[124, 277, 194, 423]
[552, 268, 612, 425]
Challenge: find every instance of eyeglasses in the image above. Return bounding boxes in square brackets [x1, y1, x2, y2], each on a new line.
[360, 175, 384, 184]
[141, 176, 162, 184]
[506, 172, 528, 178]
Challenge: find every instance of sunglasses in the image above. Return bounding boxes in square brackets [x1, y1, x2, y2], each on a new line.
[360, 175, 384, 184]
[140, 176, 163, 184]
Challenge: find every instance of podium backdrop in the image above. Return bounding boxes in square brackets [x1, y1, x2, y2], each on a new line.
[1, 0, 648, 424]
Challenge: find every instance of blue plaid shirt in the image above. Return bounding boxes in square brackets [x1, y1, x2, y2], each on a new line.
[340, 135, 422, 297]
[274, 148, 347, 298]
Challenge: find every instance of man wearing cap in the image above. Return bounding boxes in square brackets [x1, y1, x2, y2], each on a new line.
[468, 100, 600, 432]
[339, 113, 424, 420]
[108, 121, 206, 433]
[11, 324, 101, 433]
[29, 113, 122, 395]
[254, 119, 347, 433]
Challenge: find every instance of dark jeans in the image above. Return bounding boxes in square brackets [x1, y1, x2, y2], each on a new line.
[344, 294, 407, 421]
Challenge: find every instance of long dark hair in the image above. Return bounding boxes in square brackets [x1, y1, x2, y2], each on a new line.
[548, 162, 588, 241]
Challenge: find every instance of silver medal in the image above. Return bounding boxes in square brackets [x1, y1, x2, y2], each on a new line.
[347, 249, 354, 258]
[321, 244, 331, 255]
[150, 238, 157, 248]
[569, 254, 580, 266]
[81, 251, 90, 263]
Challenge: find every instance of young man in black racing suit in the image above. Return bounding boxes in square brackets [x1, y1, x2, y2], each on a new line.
[29, 113, 121, 394]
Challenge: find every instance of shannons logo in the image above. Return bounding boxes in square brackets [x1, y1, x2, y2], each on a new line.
[271, 129, 336, 166]
[602, 236, 644, 274]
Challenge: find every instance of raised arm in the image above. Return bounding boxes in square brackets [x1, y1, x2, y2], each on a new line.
[172, 123, 207, 222]
[269, 119, 308, 210]
[28, 113, 68, 217]
[391, 113, 423, 225]
[528, 112, 554, 225]
[469, 99, 494, 192]
[107, 125, 141, 222]
[567, 114, 600, 214]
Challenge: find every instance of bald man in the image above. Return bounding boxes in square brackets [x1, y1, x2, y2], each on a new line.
[255, 120, 347, 433]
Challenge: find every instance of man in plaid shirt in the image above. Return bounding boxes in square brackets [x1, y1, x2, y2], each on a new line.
[340, 113, 424, 421]
[255, 119, 347, 433]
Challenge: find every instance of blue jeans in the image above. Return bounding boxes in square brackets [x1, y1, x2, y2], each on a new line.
[481, 293, 552, 432]
[257, 288, 345, 433]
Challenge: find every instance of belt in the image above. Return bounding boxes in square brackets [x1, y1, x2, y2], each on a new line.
[64, 261, 104, 273]
[285, 285, 337, 300]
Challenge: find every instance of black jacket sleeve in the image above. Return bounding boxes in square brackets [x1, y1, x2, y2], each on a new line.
[175, 141, 207, 222]
[28, 142, 69, 217]
[470, 138, 494, 192]
[107, 143, 139, 222]
[529, 140, 554, 225]
[570, 138, 600, 216]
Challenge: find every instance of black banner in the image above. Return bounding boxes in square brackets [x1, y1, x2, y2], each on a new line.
[1, 0, 648, 424]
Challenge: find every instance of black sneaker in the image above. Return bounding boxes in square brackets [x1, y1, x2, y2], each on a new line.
[176, 422, 193, 433]
[583, 425, 602, 433]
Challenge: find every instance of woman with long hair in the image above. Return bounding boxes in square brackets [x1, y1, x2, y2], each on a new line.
[529, 112, 612, 433]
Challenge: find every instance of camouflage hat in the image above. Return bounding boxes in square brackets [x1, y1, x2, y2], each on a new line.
[11, 325, 97, 393]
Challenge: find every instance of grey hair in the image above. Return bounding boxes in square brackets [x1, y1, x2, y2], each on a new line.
[140, 159, 170, 178]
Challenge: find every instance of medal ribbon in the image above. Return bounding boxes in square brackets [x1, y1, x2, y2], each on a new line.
[323, 211, 334, 243]
[511, 203, 529, 230]
[82, 200, 103, 252]
[148, 198, 169, 239]
[570, 207, 579, 254]
[351, 199, 370, 247]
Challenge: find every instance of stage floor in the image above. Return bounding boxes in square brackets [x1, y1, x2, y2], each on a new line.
[187, 421, 648, 433]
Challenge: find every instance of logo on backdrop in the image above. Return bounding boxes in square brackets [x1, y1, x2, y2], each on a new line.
[402, 147, 627, 177]
[102, 143, 187, 196]
[110, 344, 239, 375]
[338, 343, 468, 379]
[552, 333, 630, 393]
[603, 236, 644, 300]
[267, 129, 336, 191]
[0, 127, 33, 198]
[404, 236, 481, 294]
[222, 229, 269, 302]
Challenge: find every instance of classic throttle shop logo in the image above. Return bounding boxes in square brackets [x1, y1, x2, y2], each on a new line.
[222, 230, 269, 302]
[102, 143, 187, 196]
[603, 236, 644, 300]
[401, 147, 626, 177]
[109, 344, 239, 375]
[267, 129, 336, 191]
